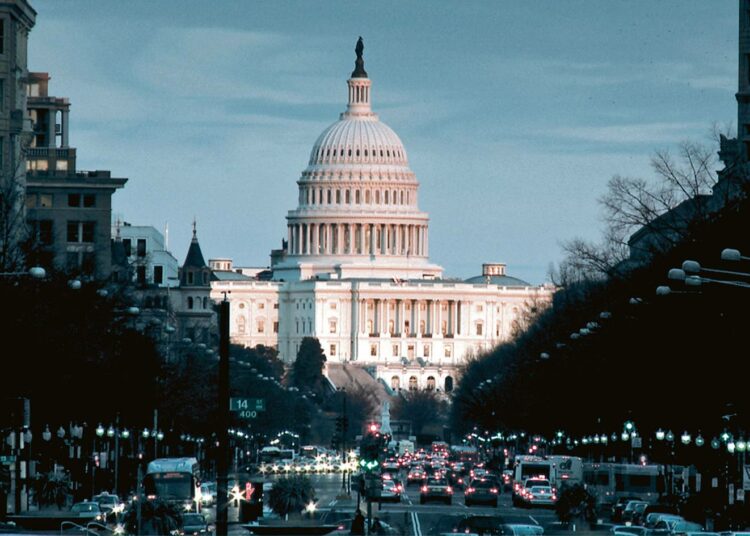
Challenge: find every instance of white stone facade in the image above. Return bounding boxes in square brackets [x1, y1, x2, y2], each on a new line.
[210, 44, 555, 389]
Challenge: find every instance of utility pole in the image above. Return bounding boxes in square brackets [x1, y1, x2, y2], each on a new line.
[341, 389, 348, 496]
[216, 297, 230, 536]
[114, 413, 119, 497]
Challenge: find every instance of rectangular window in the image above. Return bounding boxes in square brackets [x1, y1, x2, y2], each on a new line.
[82, 252, 96, 275]
[38, 220, 53, 245]
[329, 319, 337, 334]
[40, 194, 52, 207]
[445, 345, 452, 358]
[273, 321, 279, 333]
[83, 194, 95, 207]
[137, 239, 146, 257]
[257, 320, 265, 333]
[330, 302, 337, 309]
[424, 344, 431, 357]
[274, 303, 279, 309]
[122, 239, 132, 257]
[153, 265, 163, 285]
[136, 266, 146, 286]
[66, 251, 79, 271]
[330, 344, 336, 357]
[187, 272, 194, 285]
[476, 323, 483, 336]
[25, 194, 37, 209]
[370, 344, 377, 357]
[0, 19, 5, 55]
[747, 54, 750, 85]
[258, 303, 265, 310]
[81, 222, 95, 243]
[392, 344, 399, 356]
[56, 160, 69, 172]
[476, 304, 484, 312]
[68, 194, 81, 207]
[67, 221, 79, 242]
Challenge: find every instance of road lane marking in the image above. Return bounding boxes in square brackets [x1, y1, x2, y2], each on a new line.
[529, 515, 538, 525]
[410, 511, 422, 536]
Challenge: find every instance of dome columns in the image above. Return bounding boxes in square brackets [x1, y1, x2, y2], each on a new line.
[286, 221, 428, 258]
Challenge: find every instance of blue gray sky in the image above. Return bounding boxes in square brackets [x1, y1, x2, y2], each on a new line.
[29, 1, 738, 284]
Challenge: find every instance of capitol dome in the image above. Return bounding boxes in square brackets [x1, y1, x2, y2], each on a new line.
[272, 37, 443, 282]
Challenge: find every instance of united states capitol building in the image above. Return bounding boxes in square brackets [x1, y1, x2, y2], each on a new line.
[210, 40, 554, 392]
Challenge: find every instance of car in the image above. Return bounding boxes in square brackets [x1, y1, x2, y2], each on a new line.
[644, 513, 683, 529]
[92, 492, 121, 513]
[465, 478, 500, 507]
[642, 505, 681, 527]
[454, 515, 506, 536]
[407, 467, 427, 485]
[522, 486, 557, 508]
[670, 521, 704, 536]
[611, 525, 647, 536]
[514, 478, 552, 507]
[378, 479, 402, 503]
[180, 513, 210, 535]
[70, 501, 105, 522]
[629, 502, 651, 525]
[612, 497, 643, 522]
[420, 477, 453, 505]
[200, 482, 217, 506]
[382, 458, 400, 471]
[621, 500, 648, 523]
[501, 524, 545, 535]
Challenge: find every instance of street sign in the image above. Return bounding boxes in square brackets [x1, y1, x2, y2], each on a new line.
[0, 455, 16, 464]
[230, 398, 266, 412]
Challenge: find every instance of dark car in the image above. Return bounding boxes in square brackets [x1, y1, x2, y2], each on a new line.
[180, 513, 210, 535]
[420, 477, 453, 505]
[641, 504, 680, 527]
[465, 478, 500, 507]
[454, 515, 506, 536]
[612, 496, 642, 522]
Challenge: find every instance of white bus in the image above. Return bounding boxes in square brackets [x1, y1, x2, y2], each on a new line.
[144, 457, 201, 511]
[583, 462, 665, 506]
[547, 456, 584, 491]
[513, 456, 553, 490]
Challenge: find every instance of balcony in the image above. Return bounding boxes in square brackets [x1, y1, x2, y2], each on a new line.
[26, 147, 76, 159]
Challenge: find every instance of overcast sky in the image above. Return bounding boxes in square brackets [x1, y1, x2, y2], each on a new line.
[29, 1, 738, 284]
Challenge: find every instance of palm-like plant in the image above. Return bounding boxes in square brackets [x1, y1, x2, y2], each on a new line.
[122, 499, 181, 535]
[30, 471, 72, 509]
[267, 475, 315, 519]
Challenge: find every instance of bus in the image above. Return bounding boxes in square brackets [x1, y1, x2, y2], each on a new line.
[259, 446, 296, 465]
[300, 445, 321, 459]
[144, 457, 201, 512]
[583, 462, 665, 507]
[547, 455, 584, 491]
[512, 455, 554, 501]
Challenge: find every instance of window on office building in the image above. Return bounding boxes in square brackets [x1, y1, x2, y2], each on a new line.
[136, 266, 146, 286]
[154, 265, 163, 285]
[137, 239, 146, 257]
[122, 239, 131, 257]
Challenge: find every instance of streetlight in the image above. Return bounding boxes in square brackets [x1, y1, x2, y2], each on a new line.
[0, 266, 46, 278]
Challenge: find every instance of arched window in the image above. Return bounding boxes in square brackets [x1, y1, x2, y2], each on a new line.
[346, 190, 351, 203]
[327, 189, 332, 204]
[237, 316, 246, 334]
[355, 190, 361, 204]
[336, 190, 341, 204]
[365, 190, 371, 204]
[409, 376, 418, 391]
[400, 191, 405, 204]
[419, 320, 426, 335]
[391, 376, 400, 391]
[187, 297, 194, 310]
[375, 190, 380, 204]
[384, 191, 389, 204]
[444, 376, 454, 392]
[426, 376, 436, 390]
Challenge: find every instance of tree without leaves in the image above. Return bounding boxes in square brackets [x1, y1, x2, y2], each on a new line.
[556, 140, 719, 283]
[394, 389, 446, 436]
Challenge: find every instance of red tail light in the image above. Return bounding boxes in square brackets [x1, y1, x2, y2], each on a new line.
[466, 487, 475, 493]
[490, 488, 498, 494]
[421, 486, 428, 493]
[447, 486, 453, 494]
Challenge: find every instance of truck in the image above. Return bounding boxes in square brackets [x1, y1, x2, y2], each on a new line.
[397, 439, 415, 455]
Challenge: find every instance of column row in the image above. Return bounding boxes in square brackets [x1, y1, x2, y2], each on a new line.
[288, 222, 428, 257]
[355, 298, 463, 337]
